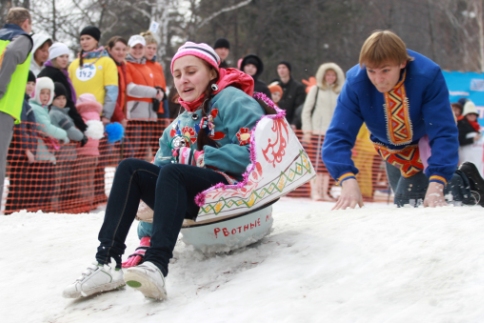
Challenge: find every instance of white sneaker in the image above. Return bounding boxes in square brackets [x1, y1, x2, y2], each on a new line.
[62, 262, 125, 298]
[124, 261, 167, 300]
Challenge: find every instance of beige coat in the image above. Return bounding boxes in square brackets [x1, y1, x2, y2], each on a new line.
[301, 62, 345, 135]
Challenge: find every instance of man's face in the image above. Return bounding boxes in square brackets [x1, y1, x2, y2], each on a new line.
[366, 61, 406, 93]
[215, 47, 229, 61]
[277, 64, 290, 79]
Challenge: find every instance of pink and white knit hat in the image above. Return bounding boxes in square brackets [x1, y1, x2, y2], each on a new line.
[170, 41, 220, 74]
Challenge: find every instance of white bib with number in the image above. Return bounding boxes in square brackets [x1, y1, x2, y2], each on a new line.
[76, 64, 97, 81]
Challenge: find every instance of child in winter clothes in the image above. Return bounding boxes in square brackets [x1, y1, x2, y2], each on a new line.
[458, 100, 483, 176]
[75, 93, 104, 211]
[49, 82, 87, 211]
[30, 77, 69, 212]
[268, 82, 283, 105]
[5, 71, 38, 214]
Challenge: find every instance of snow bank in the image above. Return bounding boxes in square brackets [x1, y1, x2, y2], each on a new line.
[1, 198, 483, 323]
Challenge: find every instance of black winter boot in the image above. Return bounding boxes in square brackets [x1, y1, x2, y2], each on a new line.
[459, 162, 484, 207]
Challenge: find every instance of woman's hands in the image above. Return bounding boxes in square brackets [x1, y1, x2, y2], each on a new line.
[177, 147, 204, 167]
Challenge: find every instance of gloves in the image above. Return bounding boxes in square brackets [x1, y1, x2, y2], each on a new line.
[176, 147, 205, 167]
[177, 146, 193, 165]
[194, 150, 205, 167]
[121, 236, 151, 268]
[80, 135, 88, 147]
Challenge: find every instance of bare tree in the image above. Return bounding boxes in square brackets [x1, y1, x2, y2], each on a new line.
[125, 0, 252, 68]
[431, 0, 484, 71]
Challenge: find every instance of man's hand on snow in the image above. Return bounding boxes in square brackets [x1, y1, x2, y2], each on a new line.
[423, 182, 447, 207]
[332, 178, 364, 210]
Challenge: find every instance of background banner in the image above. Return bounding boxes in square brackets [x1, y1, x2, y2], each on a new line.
[442, 70, 484, 126]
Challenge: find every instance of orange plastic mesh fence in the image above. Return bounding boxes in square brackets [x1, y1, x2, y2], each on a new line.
[1, 121, 392, 214]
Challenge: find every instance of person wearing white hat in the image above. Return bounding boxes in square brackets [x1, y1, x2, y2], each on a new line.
[30, 33, 52, 75]
[38, 42, 87, 133]
[62, 41, 265, 301]
[124, 34, 164, 161]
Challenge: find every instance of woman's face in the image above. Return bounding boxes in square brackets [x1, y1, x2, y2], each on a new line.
[108, 41, 127, 63]
[34, 42, 50, 65]
[80, 35, 98, 52]
[172, 55, 217, 102]
[324, 70, 337, 85]
[130, 44, 145, 60]
[54, 54, 69, 69]
[145, 43, 157, 60]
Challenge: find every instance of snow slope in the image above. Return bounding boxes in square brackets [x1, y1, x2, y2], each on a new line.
[1, 198, 483, 323]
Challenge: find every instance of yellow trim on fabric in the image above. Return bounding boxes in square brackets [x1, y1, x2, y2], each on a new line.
[337, 172, 356, 186]
[429, 175, 447, 185]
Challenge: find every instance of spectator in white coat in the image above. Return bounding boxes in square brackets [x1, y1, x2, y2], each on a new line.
[301, 62, 345, 201]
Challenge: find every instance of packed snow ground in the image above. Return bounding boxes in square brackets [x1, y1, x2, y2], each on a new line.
[1, 198, 484, 323]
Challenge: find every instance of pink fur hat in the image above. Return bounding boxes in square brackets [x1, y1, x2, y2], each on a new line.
[76, 93, 102, 114]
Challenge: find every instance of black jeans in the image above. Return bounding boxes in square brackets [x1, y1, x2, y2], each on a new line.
[95, 158, 228, 276]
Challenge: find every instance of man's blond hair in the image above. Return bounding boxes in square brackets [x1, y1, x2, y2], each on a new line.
[359, 30, 413, 67]
[6, 7, 31, 26]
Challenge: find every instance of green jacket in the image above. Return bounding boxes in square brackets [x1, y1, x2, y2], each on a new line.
[0, 24, 33, 123]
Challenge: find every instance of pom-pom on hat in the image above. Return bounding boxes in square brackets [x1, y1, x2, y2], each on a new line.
[213, 38, 230, 49]
[170, 41, 220, 74]
[128, 35, 146, 47]
[105, 122, 124, 143]
[80, 26, 101, 42]
[49, 42, 70, 60]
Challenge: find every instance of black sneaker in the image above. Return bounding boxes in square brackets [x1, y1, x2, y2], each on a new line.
[459, 162, 484, 207]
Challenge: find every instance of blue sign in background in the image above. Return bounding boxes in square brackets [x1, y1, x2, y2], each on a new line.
[442, 70, 484, 126]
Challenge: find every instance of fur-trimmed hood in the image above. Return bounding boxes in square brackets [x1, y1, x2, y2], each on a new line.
[240, 54, 264, 79]
[315, 62, 345, 93]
